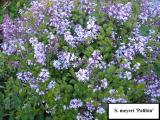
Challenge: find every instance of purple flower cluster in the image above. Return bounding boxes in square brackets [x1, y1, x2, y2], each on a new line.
[29, 37, 46, 65]
[93, 78, 108, 92]
[78, 0, 97, 14]
[47, 80, 56, 89]
[102, 89, 127, 103]
[139, 0, 160, 23]
[2, 14, 16, 40]
[1, 15, 23, 55]
[76, 68, 90, 82]
[17, 68, 56, 95]
[150, 4, 160, 18]
[88, 50, 106, 70]
[96, 106, 105, 114]
[85, 102, 95, 111]
[116, 35, 150, 61]
[102, 2, 132, 22]
[38, 68, 50, 82]
[53, 51, 81, 70]
[69, 99, 83, 109]
[135, 71, 160, 102]
[76, 102, 105, 119]
[49, 0, 74, 34]
[76, 50, 106, 82]
[64, 16, 99, 47]
[115, 24, 153, 80]
[77, 111, 94, 120]
[17, 71, 33, 83]
[106, 97, 127, 103]
[29, 68, 50, 90]
[139, 0, 150, 22]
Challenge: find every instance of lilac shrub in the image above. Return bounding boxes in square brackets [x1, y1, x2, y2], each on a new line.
[0, 0, 160, 119]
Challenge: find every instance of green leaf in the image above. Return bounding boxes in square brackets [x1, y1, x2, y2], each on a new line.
[0, 15, 3, 23]
[139, 25, 150, 36]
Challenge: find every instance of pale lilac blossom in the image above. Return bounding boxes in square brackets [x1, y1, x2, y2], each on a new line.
[69, 99, 83, 109]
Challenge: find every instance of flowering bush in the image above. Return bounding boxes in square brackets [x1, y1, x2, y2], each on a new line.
[0, 0, 160, 119]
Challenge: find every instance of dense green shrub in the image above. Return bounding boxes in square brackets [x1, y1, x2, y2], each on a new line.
[0, 0, 160, 119]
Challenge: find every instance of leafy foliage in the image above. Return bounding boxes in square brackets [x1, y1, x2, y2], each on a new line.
[0, 0, 160, 119]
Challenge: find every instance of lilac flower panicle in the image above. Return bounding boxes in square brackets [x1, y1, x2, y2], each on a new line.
[64, 17, 99, 47]
[29, 82, 39, 90]
[88, 50, 106, 70]
[78, 0, 97, 14]
[101, 78, 108, 89]
[106, 97, 127, 103]
[96, 106, 105, 114]
[27, 60, 34, 65]
[48, 0, 74, 34]
[29, 37, 46, 65]
[1, 41, 17, 55]
[77, 111, 94, 120]
[38, 68, 49, 82]
[64, 31, 77, 47]
[69, 99, 83, 109]
[124, 71, 132, 80]
[109, 89, 116, 95]
[85, 16, 99, 40]
[53, 52, 78, 70]
[17, 68, 50, 94]
[139, 0, 150, 22]
[33, 43, 46, 65]
[76, 50, 106, 82]
[17, 72, 32, 83]
[76, 68, 90, 82]
[133, 63, 141, 70]
[102, 2, 132, 22]
[47, 81, 56, 89]
[86, 102, 95, 111]
[93, 78, 108, 92]
[2, 14, 16, 40]
[135, 71, 160, 102]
